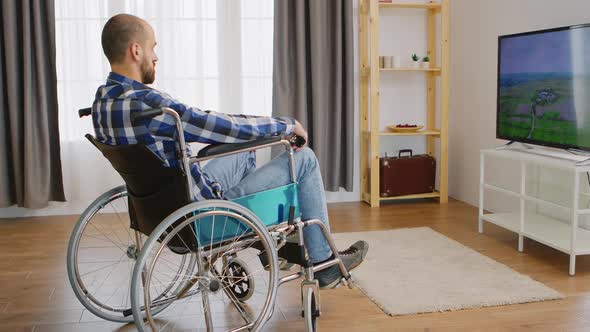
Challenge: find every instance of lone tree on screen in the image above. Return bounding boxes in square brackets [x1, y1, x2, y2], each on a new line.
[527, 88, 559, 139]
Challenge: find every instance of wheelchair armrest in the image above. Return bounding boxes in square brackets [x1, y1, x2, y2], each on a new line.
[197, 136, 282, 158]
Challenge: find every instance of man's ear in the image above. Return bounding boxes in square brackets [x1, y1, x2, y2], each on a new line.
[130, 42, 142, 62]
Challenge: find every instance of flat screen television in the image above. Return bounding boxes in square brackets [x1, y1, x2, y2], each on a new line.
[497, 23, 590, 151]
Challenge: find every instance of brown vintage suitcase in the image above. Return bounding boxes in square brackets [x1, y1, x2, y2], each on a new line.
[379, 149, 436, 197]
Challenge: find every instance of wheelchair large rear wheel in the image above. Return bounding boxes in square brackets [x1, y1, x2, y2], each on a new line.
[130, 200, 280, 332]
[66, 186, 196, 322]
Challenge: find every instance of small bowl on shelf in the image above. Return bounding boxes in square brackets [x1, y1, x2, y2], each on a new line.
[387, 125, 424, 133]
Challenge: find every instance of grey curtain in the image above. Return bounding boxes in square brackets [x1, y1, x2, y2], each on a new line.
[0, 0, 65, 208]
[273, 0, 354, 192]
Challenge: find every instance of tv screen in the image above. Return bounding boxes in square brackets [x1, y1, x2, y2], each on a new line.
[497, 23, 590, 150]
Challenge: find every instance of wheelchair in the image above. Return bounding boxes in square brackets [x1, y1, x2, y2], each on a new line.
[67, 107, 355, 331]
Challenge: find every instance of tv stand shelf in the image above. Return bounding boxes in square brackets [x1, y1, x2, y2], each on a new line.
[479, 148, 590, 275]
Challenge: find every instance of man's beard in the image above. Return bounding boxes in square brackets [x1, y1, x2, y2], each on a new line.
[140, 58, 155, 84]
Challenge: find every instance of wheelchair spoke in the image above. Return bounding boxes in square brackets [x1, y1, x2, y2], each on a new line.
[108, 201, 132, 247]
[80, 233, 128, 249]
[211, 228, 255, 270]
[144, 275, 198, 289]
[122, 275, 129, 310]
[150, 274, 166, 296]
[158, 255, 184, 271]
[150, 256, 181, 278]
[210, 264, 253, 325]
[91, 251, 128, 293]
[104, 283, 125, 308]
[84, 222, 129, 256]
[122, 198, 131, 244]
[217, 266, 264, 295]
[218, 241, 267, 281]
[172, 226, 194, 253]
[206, 214, 216, 270]
[142, 271, 190, 286]
[142, 255, 194, 300]
[79, 260, 123, 278]
[88, 201, 129, 251]
[86, 221, 128, 248]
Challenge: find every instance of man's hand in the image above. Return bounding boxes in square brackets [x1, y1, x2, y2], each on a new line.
[292, 120, 308, 151]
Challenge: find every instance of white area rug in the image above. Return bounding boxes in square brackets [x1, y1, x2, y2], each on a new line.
[333, 227, 563, 316]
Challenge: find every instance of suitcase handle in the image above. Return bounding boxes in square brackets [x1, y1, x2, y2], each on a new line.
[399, 149, 413, 158]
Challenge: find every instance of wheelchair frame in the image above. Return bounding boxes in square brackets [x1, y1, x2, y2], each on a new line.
[68, 107, 355, 332]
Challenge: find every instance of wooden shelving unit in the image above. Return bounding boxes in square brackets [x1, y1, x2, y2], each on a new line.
[359, 0, 450, 207]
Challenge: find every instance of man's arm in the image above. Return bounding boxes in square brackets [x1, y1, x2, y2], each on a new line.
[140, 90, 296, 144]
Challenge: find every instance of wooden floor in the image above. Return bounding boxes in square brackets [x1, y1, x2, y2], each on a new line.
[1, 199, 590, 331]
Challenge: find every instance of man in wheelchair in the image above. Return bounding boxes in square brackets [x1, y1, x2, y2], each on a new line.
[94, 13, 368, 290]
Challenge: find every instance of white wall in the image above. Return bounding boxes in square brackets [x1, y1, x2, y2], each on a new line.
[449, 0, 590, 211]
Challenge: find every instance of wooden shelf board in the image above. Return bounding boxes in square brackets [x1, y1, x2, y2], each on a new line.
[363, 191, 441, 202]
[380, 130, 441, 136]
[362, 130, 441, 137]
[380, 191, 440, 201]
[380, 67, 441, 72]
[379, 2, 441, 10]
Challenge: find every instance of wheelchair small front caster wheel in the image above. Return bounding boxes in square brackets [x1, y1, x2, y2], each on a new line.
[302, 287, 319, 332]
[223, 258, 255, 302]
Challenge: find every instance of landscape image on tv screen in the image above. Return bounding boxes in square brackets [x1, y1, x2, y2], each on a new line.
[498, 25, 590, 149]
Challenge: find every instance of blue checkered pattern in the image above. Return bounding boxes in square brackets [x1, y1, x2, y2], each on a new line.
[92, 72, 295, 201]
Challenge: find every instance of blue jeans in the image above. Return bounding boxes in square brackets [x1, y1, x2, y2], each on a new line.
[202, 147, 333, 263]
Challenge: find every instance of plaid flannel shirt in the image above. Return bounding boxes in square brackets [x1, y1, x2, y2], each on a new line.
[92, 72, 295, 201]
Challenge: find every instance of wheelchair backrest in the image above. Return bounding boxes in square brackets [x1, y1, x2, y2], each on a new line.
[86, 134, 196, 250]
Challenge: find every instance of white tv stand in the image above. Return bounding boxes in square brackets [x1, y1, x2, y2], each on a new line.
[479, 148, 590, 275]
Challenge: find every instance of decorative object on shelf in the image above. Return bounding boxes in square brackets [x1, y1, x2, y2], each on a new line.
[387, 124, 424, 132]
[421, 56, 430, 69]
[378, 0, 392, 3]
[379, 56, 385, 68]
[384, 56, 393, 68]
[392, 55, 401, 68]
[379, 149, 435, 197]
[411, 53, 420, 68]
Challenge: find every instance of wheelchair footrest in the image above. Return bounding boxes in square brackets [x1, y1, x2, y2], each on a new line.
[258, 242, 306, 268]
[278, 242, 306, 266]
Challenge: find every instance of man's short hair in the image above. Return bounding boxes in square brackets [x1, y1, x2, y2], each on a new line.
[101, 14, 148, 64]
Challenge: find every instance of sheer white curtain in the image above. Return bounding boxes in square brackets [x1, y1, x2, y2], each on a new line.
[2, 0, 273, 217]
